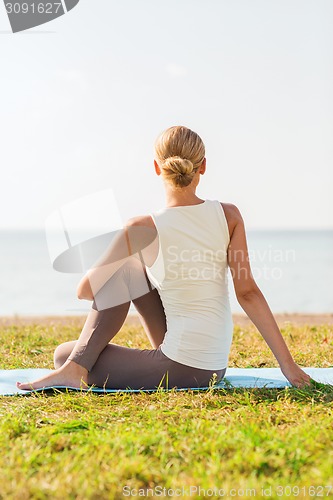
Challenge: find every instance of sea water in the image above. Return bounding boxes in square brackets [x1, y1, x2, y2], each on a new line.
[0, 229, 332, 316]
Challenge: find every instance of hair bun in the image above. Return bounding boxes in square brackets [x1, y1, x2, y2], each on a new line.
[163, 156, 194, 175]
[154, 125, 205, 189]
[161, 156, 195, 188]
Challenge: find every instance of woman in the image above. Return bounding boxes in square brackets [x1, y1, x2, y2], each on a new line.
[17, 126, 311, 391]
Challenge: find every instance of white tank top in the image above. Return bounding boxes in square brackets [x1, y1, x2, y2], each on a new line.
[146, 199, 234, 370]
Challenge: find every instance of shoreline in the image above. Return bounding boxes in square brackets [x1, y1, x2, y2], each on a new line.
[0, 313, 332, 327]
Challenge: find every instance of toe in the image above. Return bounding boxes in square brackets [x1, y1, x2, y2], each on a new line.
[16, 382, 30, 390]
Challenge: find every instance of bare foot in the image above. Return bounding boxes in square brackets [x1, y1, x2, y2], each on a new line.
[16, 360, 88, 391]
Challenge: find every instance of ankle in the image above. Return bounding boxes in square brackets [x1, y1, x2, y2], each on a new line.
[62, 360, 88, 376]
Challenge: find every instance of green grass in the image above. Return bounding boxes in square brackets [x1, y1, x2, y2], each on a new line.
[1, 319, 333, 499]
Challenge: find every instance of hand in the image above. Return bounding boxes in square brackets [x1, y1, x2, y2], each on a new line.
[280, 361, 312, 388]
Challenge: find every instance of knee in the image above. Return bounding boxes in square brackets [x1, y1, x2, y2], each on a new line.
[54, 341, 75, 369]
[121, 256, 144, 282]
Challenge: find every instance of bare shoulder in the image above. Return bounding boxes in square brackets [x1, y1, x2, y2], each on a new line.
[125, 215, 155, 228]
[220, 202, 243, 220]
[220, 202, 244, 238]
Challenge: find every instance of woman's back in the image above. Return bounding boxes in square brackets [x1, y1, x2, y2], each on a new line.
[146, 199, 233, 370]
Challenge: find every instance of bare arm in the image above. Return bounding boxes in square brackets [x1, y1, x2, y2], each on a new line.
[76, 216, 157, 301]
[76, 229, 130, 301]
[225, 204, 311, 388]
[76, 275, 94, 301]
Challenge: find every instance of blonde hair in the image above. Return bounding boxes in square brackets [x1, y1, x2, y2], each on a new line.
[154, 126, 205, 188]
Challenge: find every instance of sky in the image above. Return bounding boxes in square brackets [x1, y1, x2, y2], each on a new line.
[0, 0, 332, 231]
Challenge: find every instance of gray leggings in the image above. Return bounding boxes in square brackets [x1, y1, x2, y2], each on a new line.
[54, 258, 226, 390]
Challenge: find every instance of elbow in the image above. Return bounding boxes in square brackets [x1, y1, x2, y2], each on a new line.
[236, 284, 261, 303]
[77, 282, 94, 301]
[77, 291, 94, 301]
[76, 285, 85, 300]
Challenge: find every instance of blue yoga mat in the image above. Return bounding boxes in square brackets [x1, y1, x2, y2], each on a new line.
[1, 367, 332, 396]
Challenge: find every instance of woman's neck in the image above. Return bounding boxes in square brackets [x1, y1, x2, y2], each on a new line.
[164, 186, 204, 208]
